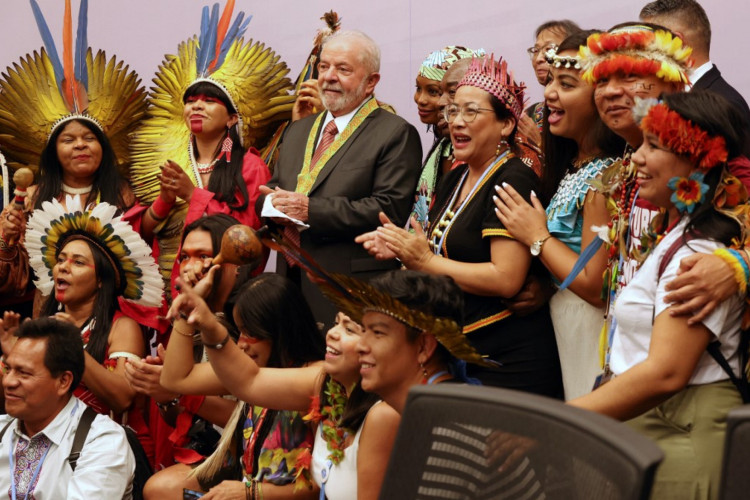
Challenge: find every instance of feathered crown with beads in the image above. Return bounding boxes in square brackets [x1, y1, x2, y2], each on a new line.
[456, 54, 526, 121]
[633, 97, 728, 171]
[0, 0, 147, 176]
[25, 195, 164, 306]
[579, 25, 693, 85]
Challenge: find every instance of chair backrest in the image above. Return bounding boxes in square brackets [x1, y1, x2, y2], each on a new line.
[720, 404, 750, 500]
[379, 384, 663, 500]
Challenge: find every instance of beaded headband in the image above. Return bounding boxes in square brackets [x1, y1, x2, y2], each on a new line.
[456, 54, 526, 121]
[633, 97, 728, 170]
[418, 46, 486, 82]
[545, 47, 581, 70]
[579, 25, 693, 84]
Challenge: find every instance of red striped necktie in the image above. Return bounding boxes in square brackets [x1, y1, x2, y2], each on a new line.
[309, 120, 338, 171]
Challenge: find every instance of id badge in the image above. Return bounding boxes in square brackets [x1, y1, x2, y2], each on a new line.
[592, 365, 613, 390]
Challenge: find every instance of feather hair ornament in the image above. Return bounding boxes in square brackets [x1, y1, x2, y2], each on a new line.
[260, 225, 499, 368]
[578, 25, 693, 85]
[0, 0, 147, 176]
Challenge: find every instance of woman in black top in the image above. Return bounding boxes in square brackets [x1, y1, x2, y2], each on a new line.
[357, 54, 562, 397]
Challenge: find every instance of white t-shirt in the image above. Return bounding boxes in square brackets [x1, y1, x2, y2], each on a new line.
[611, 218, 744, 385]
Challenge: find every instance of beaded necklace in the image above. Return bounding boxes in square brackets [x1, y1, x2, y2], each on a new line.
[61, 183, 92, 195]
[428, 150, 511, 255]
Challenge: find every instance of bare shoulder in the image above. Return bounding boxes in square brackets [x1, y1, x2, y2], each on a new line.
[361, 402, 401, 437]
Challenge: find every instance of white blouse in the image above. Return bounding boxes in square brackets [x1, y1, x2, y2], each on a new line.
[611, 218, 744, 385]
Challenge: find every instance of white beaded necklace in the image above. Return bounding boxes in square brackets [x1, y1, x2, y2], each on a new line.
[61, 182, 93, 195]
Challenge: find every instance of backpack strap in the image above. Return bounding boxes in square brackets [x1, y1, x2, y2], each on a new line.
[657, 233, 697, 278]
[657, 231, 750, 403]
[68, 406, 97, 471]
[0, 418, 15, 441]
[707, 340, 750, 403]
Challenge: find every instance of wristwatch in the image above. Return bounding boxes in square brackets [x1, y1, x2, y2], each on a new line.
[530, 235, 552, 256]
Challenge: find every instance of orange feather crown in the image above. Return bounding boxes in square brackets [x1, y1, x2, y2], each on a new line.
[634, 98, 728, 170]
[579, 25, 693, 85]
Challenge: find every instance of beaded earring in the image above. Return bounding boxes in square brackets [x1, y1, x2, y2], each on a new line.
[420, 362, 428, 384]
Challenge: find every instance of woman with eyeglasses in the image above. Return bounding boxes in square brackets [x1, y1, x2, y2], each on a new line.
[357, 55, 563, 396]
[517, 20, 581, 149]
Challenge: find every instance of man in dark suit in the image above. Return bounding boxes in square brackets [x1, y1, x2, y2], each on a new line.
[640, 0, 750, 127]
[257, 30, 422, 328]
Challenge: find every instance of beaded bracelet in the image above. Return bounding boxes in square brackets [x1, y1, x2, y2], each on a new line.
[713, 248, 749, 295]
[172, 323, 196, 338]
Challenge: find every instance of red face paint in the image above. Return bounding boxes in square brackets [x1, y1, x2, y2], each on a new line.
[190, 118, 203, 133]
[186, 94, 225, 105]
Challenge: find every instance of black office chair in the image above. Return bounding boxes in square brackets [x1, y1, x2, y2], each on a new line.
[379, 384, 663, 500]
[720, 404, 750, 500]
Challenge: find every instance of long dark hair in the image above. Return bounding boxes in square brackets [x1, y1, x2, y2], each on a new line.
[35, 119, 127, 210]
[539, 30, 626, 204]
[229, 273, 325, 369]
[660, 91, 748, 245]
[42, 237, 122, 363]
[183, 81, 249, 211]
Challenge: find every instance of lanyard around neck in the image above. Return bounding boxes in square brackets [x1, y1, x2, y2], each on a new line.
[9, 433, 51, 500]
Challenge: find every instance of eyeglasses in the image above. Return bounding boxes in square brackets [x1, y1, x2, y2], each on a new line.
[526, 43, 558, 59]
[443, 104, 494, 124]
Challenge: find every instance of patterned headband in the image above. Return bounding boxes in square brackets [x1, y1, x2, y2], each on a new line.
[419, 46, 486, 82]
[456, 54, 526, 121]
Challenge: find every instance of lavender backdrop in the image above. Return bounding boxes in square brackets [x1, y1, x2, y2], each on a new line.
[1, 0, 747, 150]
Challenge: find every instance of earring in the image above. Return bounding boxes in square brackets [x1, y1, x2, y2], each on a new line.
[496, 138, 509, 156]
[420, 362, 428, 384]
[216, 133, 233, 163]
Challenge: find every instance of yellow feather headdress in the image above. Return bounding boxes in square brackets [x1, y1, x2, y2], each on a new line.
[0, 0, 147, 176]
[128, 0, 296, 205]
[579, 25, 693, 85]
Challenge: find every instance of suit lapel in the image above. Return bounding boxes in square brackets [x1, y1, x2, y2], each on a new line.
[308, 109, 380, 194]
[692, 66, 719, 90]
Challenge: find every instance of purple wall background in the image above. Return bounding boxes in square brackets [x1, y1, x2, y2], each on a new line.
[1, 0, 747, 150]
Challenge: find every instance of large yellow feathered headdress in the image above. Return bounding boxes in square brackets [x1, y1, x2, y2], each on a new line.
[0, 0, 147, 176]
[129, 0, 296, 204]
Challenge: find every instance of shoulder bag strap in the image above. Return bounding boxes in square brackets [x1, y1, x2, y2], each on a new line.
[68, 406, 97, 471]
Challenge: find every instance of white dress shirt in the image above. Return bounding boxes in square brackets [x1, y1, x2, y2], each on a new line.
[688, 61, 713, 90]
[0, 396, 135, 499]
